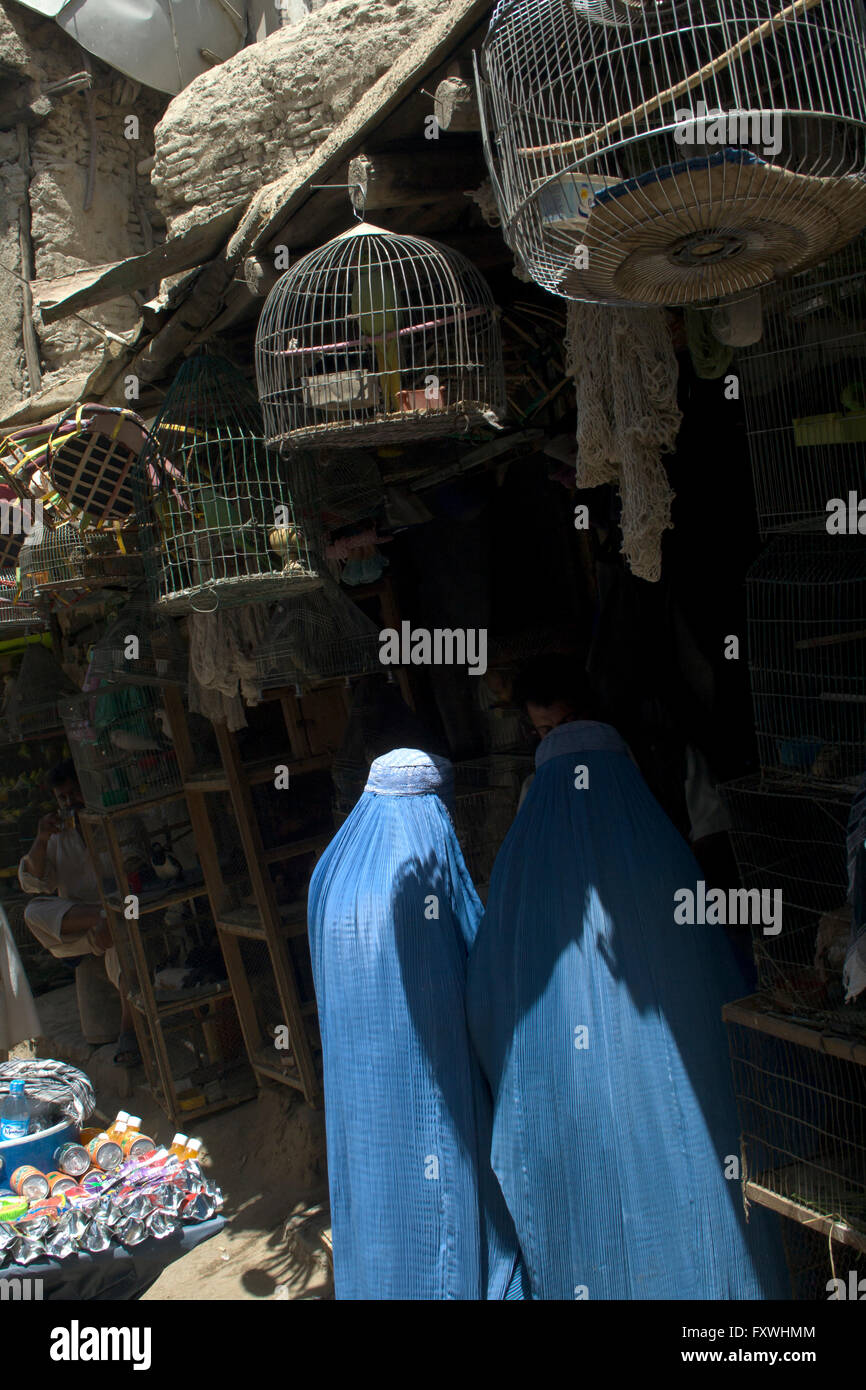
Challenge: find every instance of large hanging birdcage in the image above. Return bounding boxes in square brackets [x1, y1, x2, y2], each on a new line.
[746, 535, 866, 786]
[255, 223, 506, 450]
[87, 589, 188, 688]
[135, 356, 320, 613]
[254, 576, 383, 692]
[17, 515, 140, 603]
[737, 234, 866, 534]
[0, 646, 78, 742]
[478, 0, 866, 306]
[61, 684, 182, 812]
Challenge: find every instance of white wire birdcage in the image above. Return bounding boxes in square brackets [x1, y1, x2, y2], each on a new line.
[0, 571, 47, 636]
[17, 515, 140, 603]
[135, 355, 321, 614]
[61, 684, 182, 812]
[254, 575, 383, 692]
[737, 234, 866, 534]
[746, 535, 866, 787]
[87, 588, 188, 688]
[477, 0, 866, 306]
[255, 223, 506, 449]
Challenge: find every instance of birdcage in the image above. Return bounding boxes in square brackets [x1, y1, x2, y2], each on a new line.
[17, 515, 140, 603]
[61, 684, 182, 811]
[135, 355, 320, 613]
[255, 223, 506, 450]
[725, 996, 866, 1255]
[779, 1212, 866, 1299]
[0, 571, 47, 636]
[87, 589, 188, 688]
[42, 404, 150, 522]
[737, 235, 866, 533]
[746, 536, 866, 785]
[453, 755, 534, 895]
[477, 0, 866, 306]
[254, 576, 384, 693]
[0, 645, 78, 743]
[719, 773, 862, 1028]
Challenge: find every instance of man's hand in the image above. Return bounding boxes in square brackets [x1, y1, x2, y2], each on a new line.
[36, 812, 61, 842]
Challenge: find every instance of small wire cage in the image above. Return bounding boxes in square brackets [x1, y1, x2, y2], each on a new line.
[478, 0, 866, 306]
[0, 571, 47, 636]
[738, 235, 866, 534]
[255, 577, 383, 692]
[135, 356, 321, 614]
[725, 998, 866, 1253]
[1, 645, 78, 742]
[453, 755, 533, 895]
[255, 223, 507, 450]
[86, 589, 189, 688]
[746, 536, 866, 785]
[720, 774, 860, 1026]
[17, 515, 140, 603]
[780, 1214, 866, 1299]
[61, 684, 182, 812]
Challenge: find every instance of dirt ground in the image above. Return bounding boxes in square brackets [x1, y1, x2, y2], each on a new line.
[13, 985, 333, 1302]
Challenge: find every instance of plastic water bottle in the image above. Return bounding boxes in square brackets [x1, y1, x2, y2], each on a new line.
[0, 1081, 30, 1141]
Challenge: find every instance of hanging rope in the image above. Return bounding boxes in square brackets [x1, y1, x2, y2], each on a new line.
[565, 302, 681, 583]
[0, 1058, 95, 1127]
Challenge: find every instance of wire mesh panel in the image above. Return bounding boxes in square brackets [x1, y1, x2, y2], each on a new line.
[738, 236, 866, 534]
[18, 516, 140, 602]
[726, 1001, 866, 1250]
[0, 571, 47, 635]
[720, 774, 860, 1026]
[61, 685, 182, 811]
[255, 222, 506, 449]
[1, 646, 78, 741]
[135, 355, 320, 613]
[255, 578, 383, 692]
[746, 536, 866, 785]
[453, 755, 533, 894]
[87, 589, 188, 688]
[780, 1214, 866, 1299]
[478, 0, 866, 305]
[43, 405, 150, 522]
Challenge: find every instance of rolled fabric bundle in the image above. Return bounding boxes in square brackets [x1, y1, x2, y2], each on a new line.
[0, 1058, 95, 1128]
[467, 719, 791, 1301]
[308, 748, 523, 1300]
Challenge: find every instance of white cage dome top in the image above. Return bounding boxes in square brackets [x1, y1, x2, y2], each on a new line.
[255, 223, 507, 450]
[478, 0, 866, 306]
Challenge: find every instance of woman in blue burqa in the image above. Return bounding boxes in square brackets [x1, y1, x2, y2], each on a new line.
[466, 665, 790, 1300]
[308, 748, 525, 1300]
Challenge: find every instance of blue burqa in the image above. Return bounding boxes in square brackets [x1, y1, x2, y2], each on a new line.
[466, 721, 790, 1301]
[308, 749, 524, 1300]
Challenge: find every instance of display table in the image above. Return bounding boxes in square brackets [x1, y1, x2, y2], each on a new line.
[1, 1215, 225, 1300]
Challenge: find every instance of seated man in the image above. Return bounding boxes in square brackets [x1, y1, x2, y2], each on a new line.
[18, 759, 139, 1066]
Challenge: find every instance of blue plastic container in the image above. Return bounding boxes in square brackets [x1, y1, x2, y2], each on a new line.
[0, 1119, 77, 1183]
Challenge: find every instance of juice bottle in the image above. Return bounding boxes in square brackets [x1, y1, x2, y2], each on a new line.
[106, 1111, 130, 1141]
[168, 1133, 189, 1157]
[126, 1115, 142, 1134]
[183, 1138, 203, 1162]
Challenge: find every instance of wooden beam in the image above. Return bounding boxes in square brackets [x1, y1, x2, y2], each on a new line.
[0, 95, 52, 131]
[433, 76, 480, 132]
[348, 146, 484, 214]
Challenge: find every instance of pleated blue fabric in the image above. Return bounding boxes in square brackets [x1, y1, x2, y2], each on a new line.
[308, 749, 523, 1301]
[466, 721, 790, 1301]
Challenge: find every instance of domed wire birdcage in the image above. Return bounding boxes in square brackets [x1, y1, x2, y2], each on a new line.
[87, 587, 188, 688]
[254, 572, 383, 692]
[61, 683, 182, 812]
[477, 0, 866, 306]
[134, 355, 321, 613]
[255, 223, 506, 450]
[0, 571, 47, 636]
[17, 513, 140, 603]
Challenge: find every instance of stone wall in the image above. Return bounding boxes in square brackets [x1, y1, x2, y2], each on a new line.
[152, 0, 452, 238]
[0, 1, 167, 418]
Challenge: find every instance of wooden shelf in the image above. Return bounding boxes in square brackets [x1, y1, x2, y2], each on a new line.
[723, 993, 866, 1067]
[217, 902, 308, 940]
[129, 979, 234, 1019]
[260, 832, 331, 864]
[103, 876, 208, 918]
[744, 1179, 866, 1254]
[183, 753, 332, 794]
[79, 785, 188, 819]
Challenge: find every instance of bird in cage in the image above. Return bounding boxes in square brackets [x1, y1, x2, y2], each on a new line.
[150, 839, 183, 883]
[351, 248, 402, 413]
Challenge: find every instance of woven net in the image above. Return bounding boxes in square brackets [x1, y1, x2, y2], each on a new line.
[565, 302, 681, 582]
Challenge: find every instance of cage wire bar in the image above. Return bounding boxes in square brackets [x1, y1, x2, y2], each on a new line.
[255, 223, 507, 450]
[725, 1000, 866, 1250]
[17, 515, 139, 603]
[737, 234, 866, 534]
[720, 774, 861, 1026]
[745, 535, 866, 785]
[255, 574, 384, 692]
[477, 0, 866, 306]
[1, 646, 78, 742]
[0, 572, 47, 635]
[61, 684, 182, 812]
[87, 588, 189, 688]
[134, 355, 320, 613]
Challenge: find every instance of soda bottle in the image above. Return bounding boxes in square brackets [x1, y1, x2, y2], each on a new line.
[106, 1111, 130, 1141]
[168, 1133, 188, 1157]
[0, 1081, 30, 1141]
[183, 1138, 203, 1162]
[126, 1115, 142, 1134]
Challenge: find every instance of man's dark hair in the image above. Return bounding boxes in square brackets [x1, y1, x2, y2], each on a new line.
[512, 654, 599, 719]
[49, 758, 79, 789]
